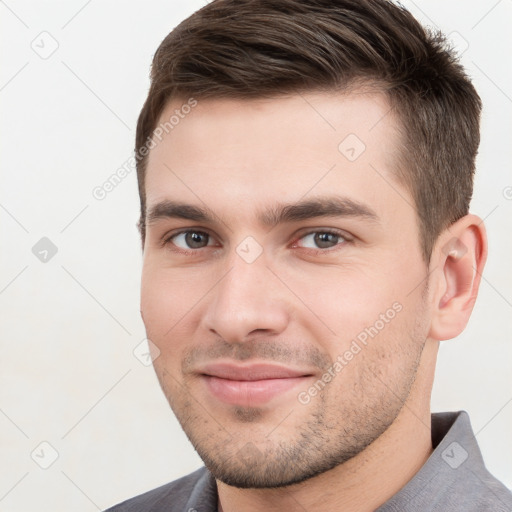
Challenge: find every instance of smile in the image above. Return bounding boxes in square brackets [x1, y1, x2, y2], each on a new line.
[198, 362, 314, 407]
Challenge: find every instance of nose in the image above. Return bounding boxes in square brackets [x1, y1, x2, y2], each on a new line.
[201, 250, 290, 343]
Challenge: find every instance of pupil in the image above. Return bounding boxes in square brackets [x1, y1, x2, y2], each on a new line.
[186, 232, 207, 248]
[315, 232, 337, 248]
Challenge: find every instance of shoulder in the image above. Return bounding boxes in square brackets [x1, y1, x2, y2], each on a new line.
[433, 411, 512, 511]
[378, 411, 512, 511]
[431, 468, 512, 511]
[450, 462, 512, 511]
[104, 467, 212, 512]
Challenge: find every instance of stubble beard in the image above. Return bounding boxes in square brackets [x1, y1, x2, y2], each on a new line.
[155, 333, 426, 489]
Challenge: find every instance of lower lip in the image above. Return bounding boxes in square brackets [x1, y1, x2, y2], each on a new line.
[202, 375, 309, 406]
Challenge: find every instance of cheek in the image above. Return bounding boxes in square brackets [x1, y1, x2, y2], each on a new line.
[282, 263, 403, 340]
[140, 263, 199, 340]
[140, 269, 191, 381]
[140, 266, 170, 335]
[281, 258, 427, 376]
[326, 300, 426, 414]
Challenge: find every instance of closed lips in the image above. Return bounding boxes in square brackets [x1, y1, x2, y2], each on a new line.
[197, 362, 314, 406]
[198, 362, 314, 380]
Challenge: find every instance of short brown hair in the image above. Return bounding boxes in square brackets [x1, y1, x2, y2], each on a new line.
[135, 0, 482, 261]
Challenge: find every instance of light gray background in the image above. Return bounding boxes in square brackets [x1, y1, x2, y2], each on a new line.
[1, 1, 511, 510]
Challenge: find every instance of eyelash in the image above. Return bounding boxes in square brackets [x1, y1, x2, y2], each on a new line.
[161, 228, 352, 256]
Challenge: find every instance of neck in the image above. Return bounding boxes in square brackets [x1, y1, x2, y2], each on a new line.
[217, 341, 438, 512]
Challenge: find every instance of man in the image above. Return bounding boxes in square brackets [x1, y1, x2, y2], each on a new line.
[106, 0, 512, 510]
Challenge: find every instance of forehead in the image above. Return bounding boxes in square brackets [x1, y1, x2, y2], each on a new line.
[144, 91, 410, 224]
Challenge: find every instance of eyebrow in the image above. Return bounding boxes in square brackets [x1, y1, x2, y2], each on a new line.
[146, 196, 379, 228]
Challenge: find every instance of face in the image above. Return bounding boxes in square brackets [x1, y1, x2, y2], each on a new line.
[140, 91, 431, 488]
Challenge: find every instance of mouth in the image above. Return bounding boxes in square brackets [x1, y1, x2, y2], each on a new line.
[197, 362, 314, 407]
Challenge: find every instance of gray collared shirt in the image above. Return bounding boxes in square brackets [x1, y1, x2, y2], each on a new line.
[105, 411, 512, 511]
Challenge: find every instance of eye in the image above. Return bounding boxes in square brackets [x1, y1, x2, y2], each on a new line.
[295, 230, 349, 251]
[166, 230, 216, 250]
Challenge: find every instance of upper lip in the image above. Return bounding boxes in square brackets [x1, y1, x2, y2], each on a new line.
[198, 362, 314, 381]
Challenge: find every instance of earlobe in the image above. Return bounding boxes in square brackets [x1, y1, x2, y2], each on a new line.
[428, 215, 487, 341]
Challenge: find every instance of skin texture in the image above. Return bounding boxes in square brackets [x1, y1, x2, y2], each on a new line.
[140, 91, 487, 511]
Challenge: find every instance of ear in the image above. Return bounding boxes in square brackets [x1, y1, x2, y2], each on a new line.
[428, 214, 488, 341]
